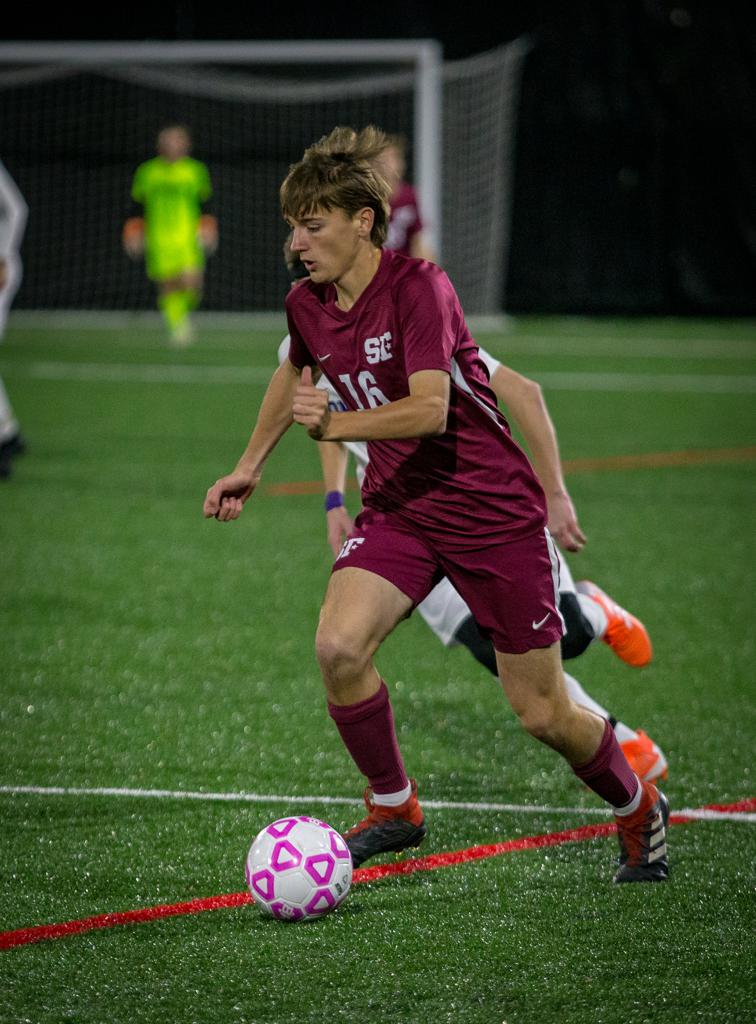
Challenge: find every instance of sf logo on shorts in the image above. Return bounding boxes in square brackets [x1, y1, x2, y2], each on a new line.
[337, 537, 366, 561]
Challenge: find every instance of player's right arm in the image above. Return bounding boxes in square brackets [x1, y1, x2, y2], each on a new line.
[203, 360, 300, 521]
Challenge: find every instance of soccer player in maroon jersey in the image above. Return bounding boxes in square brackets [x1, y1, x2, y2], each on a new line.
[204, 126, 668, 883]
[374, 135, 436, 262]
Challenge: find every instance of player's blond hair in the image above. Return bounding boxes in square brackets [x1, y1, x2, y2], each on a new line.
[280, 126, 392, 246]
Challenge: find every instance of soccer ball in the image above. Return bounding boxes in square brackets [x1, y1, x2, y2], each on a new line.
[246, 816, 353, 922]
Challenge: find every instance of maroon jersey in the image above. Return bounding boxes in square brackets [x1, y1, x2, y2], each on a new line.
[286, 249, 546, 545]
[386, 182, 423, 256]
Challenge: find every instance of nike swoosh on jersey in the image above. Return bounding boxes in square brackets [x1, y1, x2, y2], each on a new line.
[318, 353, 332, 361]
[532, 613, 551, 630]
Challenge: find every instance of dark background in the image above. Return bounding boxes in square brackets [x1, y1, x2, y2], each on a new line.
[5, 0, 756, 314]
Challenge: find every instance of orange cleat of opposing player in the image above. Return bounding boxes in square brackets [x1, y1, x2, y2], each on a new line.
[576, 580, 653, 668]
[620, 729, 668, 782]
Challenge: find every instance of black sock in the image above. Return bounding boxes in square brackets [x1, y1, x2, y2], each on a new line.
[453, 615, 498, 675]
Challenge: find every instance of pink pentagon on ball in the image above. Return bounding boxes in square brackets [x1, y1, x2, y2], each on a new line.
[305, 888, 336, 916]
[270, 901, 304, 922]
[329, 831, 351, 859]
[304, 853, 335, 885]
[249, 868, 275, 902]
[271, 839, 302, 871]
[266, 818, 298, 838]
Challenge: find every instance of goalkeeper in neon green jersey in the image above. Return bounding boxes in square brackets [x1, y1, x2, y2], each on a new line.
[126, 125, 216, 345]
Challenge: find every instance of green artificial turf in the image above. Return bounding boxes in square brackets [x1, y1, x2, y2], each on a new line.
[1, 316, 755, 1023]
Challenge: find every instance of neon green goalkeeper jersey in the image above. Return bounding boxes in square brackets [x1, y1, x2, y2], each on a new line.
[131, 156, 212, 280]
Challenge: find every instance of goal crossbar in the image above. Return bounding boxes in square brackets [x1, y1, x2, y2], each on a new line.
[0, 39, 442, 256]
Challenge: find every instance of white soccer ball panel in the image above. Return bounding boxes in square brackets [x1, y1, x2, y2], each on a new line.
[246, 816, 352, 921]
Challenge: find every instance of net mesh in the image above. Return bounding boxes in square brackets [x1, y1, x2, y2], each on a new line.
[0, 42, 525, 315]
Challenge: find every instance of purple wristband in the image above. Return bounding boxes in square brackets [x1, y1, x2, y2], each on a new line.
[325, 490, 345, 512]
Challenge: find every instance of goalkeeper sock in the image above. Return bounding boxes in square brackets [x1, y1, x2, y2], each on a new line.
[159, 291, 189, 334]
[184, 287, 200, 312]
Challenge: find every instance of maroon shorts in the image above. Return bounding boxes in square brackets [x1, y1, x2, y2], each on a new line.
[331, 507, 564, 655]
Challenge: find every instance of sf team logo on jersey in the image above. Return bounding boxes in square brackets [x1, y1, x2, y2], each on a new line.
[364, 332, 393, 364]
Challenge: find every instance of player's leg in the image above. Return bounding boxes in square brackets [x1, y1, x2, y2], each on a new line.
[0, 257, 25, 478]
[318, 512, 440, 866]
[497, 645, 668, 882]
[576, 580, 653, 667]
[0, 373, 20, 479]
[562, 672, 667, 781]
[422, 558, 667, 779]
[157, 276, 193, 345]
[317, 566, 427, 866]
[554, 548, 595, 659]
[445, 529, 668, 882]
[556, 547, 652, 666]
[178, 267, 204, 314]
[317, 564, 413, 706]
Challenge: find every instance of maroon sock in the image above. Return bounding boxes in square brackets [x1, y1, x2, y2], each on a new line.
[327, 681, 408, 795]
[572, 719, 640, 809]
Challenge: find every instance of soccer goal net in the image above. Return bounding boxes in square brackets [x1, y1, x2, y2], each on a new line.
[0, 39, 527, 316]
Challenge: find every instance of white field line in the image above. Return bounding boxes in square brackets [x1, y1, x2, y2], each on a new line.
[7, 360, 756, 394]
[488, 335, 756, 361]
[8, 311, 756, 359]
[23, 361, 272, 385]
[0, 784, 753, 822]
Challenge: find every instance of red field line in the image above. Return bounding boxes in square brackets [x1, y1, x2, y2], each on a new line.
[265, 445, 756, 495]
[2, 797, 753, 951]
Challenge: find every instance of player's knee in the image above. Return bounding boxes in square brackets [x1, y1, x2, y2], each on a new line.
[559, 592, 594, 661]
[517, 702, 561, 744]
[314, 623, 369, 681]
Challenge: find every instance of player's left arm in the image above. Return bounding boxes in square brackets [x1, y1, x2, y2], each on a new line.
[489, 363, 586, 552]
[317, 440, 355, 557]
[293, 367, 449, 442]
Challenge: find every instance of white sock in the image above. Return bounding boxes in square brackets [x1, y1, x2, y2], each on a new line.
[613, 776, 642, 816]
[0, 375, 18, 443]
[613, 721, 637, 744]
[577, 592, 608, 639]
[373, 782, 412, 807]
[563, 672, 610, 720]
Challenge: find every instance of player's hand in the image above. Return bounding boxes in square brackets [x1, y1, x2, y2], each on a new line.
[326, 506, 354, 558]
[293, 366, 331, 439]
[203, 470, 258, 521]
[547, 490, 586, 552]
[123, 238, 144, 260]
[122, 218, 145, 260]
[198, 214, 219, 255]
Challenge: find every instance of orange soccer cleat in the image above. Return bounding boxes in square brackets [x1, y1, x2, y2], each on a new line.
[614, 780, 669, 883]
[620, 729, 668, 782]
[577, 580, 653, 667]
[343, 779, 427, 868]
